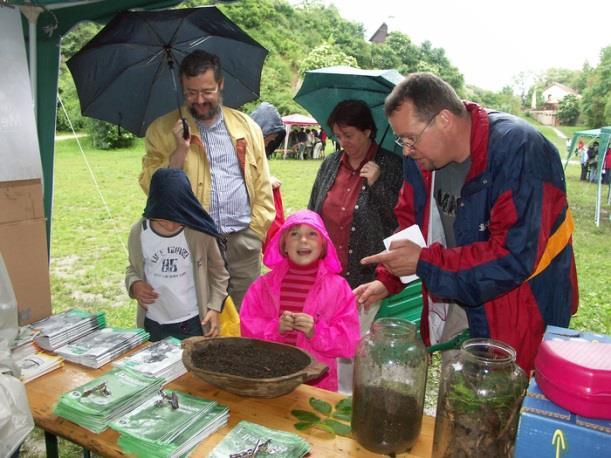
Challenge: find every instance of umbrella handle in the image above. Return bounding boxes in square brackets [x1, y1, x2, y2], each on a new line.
[164, 48, 189, 141]
[181, 118, 190, 140]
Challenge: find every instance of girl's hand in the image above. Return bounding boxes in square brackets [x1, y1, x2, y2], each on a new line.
[202, 310, 220, 337]
[270, 176, 282, 189]
[292, 313, 315, 339]
[279, 311, 294, 334]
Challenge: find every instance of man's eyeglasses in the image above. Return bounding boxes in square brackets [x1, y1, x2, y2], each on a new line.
[394, 113, 439, 150]
[183, 87, 219, 100]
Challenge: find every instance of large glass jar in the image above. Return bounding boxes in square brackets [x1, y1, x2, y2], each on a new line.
[432, 338, 528, 458]
[351, 318, 427, 455]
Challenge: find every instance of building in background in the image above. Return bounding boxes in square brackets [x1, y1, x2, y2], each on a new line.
[531, 82, 580, 126]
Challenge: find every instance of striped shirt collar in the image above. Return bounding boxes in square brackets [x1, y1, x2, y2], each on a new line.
[196, 106, 225, 131]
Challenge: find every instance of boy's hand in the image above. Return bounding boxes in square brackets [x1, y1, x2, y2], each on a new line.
[279, 311, 294, 334]
[130, 280, 158, 310]
[292, 313, 315, 339]
[202, 310, 220, 338]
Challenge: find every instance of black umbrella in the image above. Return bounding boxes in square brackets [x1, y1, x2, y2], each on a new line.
[67, 6, 268, 137]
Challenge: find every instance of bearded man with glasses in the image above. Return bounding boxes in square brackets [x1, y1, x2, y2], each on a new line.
[355, 72, 578, 373]
[139, 50, 274, 309]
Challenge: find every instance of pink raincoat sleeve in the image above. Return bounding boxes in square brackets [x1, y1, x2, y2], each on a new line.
[239, 277, 284, 342]
[307, 278, 360, 359]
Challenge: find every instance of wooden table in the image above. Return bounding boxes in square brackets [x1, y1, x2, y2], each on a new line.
[26, 360, 434, 457]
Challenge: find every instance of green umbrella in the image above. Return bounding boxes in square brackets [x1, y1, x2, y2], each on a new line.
[294, 66, 404, 154]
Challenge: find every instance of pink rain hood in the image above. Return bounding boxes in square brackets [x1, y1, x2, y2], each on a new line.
[263, 209, 342, 272]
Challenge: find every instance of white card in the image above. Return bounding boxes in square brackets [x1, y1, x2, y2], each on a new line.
[383, 224, 427, 284]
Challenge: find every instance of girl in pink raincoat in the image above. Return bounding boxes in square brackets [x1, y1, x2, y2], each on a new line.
[240, 209, 360, 391]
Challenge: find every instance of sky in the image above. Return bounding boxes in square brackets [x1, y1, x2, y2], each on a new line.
[310, 0, 610, 92]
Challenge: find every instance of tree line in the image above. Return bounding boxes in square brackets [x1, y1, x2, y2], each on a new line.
[56, 0, 610, 147]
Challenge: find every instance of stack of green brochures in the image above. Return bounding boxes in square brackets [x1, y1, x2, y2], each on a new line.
[112, 337, 186, 384]
[53, 368, 164, 433]
[55, 327, 149, 368]
[32, 309, 106, 351]
[209, 421, 310, 458]
[111, 390, 229, 458]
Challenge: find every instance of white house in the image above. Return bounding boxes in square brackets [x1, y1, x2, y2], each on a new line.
[542, 82, 579, 104]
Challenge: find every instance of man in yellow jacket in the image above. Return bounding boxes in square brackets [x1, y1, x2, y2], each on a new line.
[139, 50, 274, 309]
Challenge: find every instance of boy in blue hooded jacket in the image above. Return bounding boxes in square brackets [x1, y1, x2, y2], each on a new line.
[125, 168, 229, 341]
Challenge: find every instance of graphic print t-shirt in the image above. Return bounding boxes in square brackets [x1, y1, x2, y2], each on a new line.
[434, 158, 471, 248]
[141, 221, 198, 324]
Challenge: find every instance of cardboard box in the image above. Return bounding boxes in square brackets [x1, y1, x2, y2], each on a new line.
[0, 179, 44, 224]
[0, 179, 51, 325]
[514, 326, 611, 457]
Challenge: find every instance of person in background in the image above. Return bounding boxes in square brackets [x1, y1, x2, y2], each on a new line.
[356, 72, 578, 373]
[250, 102, 287, 250]
[304, 129, 316, 159]
[320, 129, 328, 154]
[308, 99, 404, 392]
[587, 142, 599, 182]
[126, 168, 229, 341]
[239, 210, 360, 392]
[250, 102, 286, 159]
[578, 140, 589, 181]
[139, 50, 274, 309]
[288, 128, 299, 150]
[602, 144, 611, 185]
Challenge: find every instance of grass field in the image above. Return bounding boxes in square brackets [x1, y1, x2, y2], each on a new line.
[19, 127, 611, 457]
[48, 134, 610, 334]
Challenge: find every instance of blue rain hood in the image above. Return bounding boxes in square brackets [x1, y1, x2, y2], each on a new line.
[250, 102, 286, 156]
[143, 168, 220, 238]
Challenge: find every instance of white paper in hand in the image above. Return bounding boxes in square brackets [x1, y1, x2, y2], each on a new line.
[383, 224, 427, 284]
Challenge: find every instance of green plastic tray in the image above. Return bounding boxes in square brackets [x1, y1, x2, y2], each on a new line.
[375, 280, 423, 327]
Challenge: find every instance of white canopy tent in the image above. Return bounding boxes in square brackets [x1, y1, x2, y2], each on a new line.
[281, 114, 318, 158]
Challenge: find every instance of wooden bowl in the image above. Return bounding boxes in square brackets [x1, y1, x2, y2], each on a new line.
[182, 336, 328, 398]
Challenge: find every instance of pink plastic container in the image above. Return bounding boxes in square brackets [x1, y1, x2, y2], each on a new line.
[535, 340, 611, 419]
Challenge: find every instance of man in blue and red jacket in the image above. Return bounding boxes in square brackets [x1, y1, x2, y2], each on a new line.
[355, 73, 578, 372]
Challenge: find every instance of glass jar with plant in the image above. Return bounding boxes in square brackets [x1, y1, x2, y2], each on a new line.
[432, 338, 528, 458]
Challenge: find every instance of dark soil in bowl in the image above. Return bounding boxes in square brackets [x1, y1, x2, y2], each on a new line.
[191, 339, 311, 378]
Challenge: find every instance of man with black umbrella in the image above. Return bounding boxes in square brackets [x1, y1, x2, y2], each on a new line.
[139, 50, 274, 309]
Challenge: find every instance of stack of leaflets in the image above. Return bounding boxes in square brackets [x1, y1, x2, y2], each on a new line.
[209, 421, 311, 458]
[32, 309, 106, 351]
[111, 390, 229, 458]
[15, 352, 64, 383]
[113, 337, 186, 384]
[54, 367, 164, 433]
[10, 325, 40, 361]
[55, 327, 149, 368]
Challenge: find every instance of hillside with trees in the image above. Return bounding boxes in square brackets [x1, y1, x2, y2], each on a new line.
[56, 0, 610, 141]
[57, 0, 464, 134]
